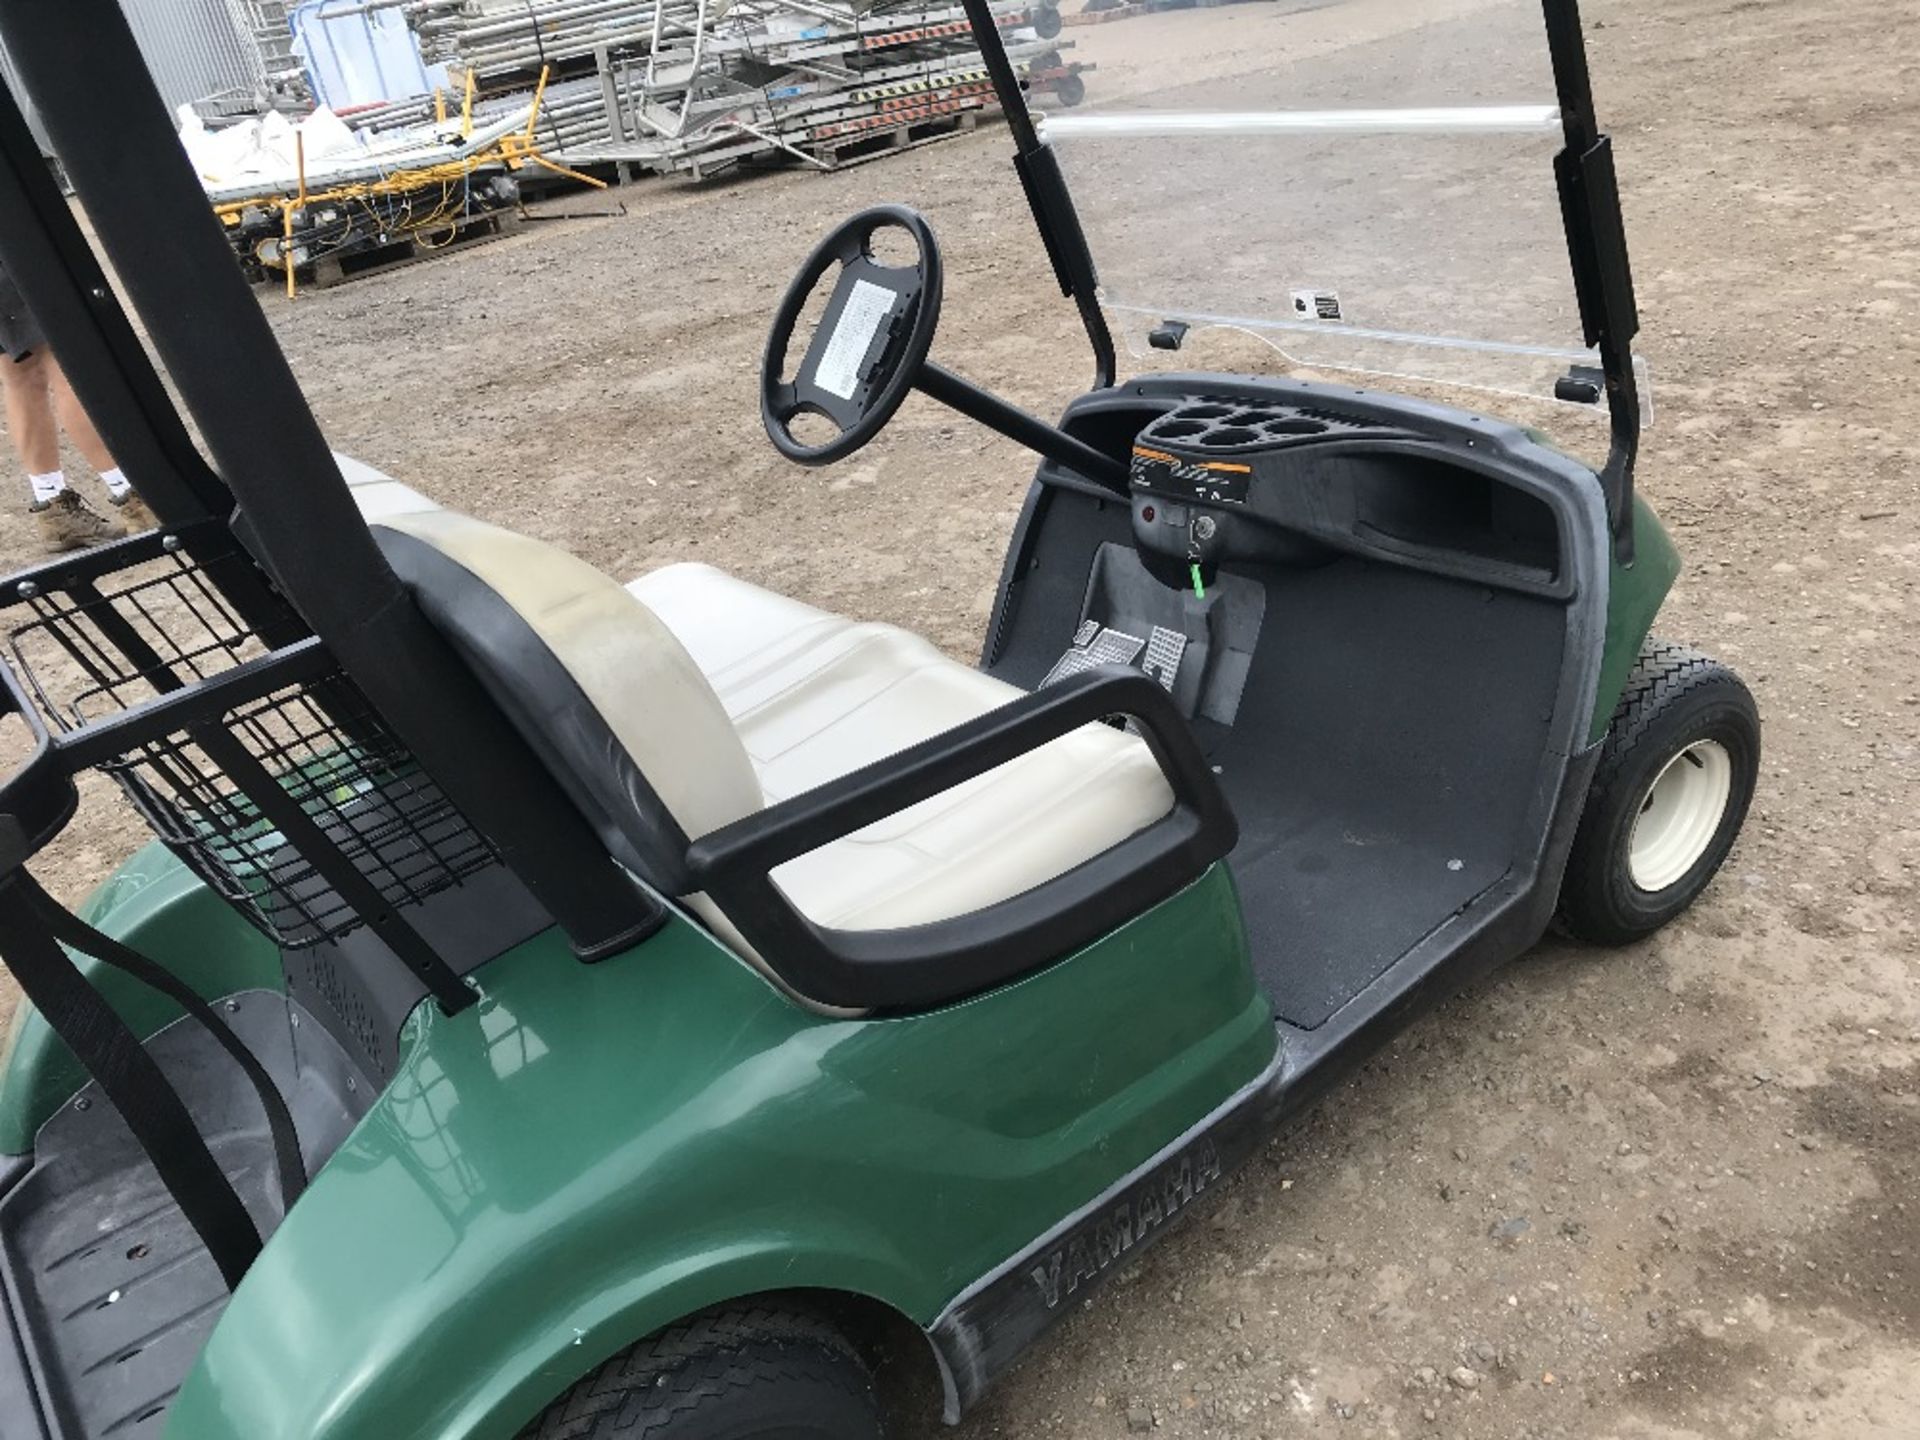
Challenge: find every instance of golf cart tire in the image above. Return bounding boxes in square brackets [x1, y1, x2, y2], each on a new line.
[1556, 639, 1760, 945]
[519, 1305, 884, 1439]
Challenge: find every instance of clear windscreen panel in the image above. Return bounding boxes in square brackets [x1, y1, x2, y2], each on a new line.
[1039, 0, 1648, 419]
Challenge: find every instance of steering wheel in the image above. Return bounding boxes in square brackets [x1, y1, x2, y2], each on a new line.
[761, 205, 943, 466]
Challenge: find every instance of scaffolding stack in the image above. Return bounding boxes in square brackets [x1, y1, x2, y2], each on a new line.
[356, 0, 1089, 178]
[191, 0, 1092, 289]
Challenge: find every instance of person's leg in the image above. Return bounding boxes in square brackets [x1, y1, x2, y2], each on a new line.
[48, 358, 117, 476]
[4, 349, 119, 551]
[47, 353, 151, 530]
[0, 350, 61, 484]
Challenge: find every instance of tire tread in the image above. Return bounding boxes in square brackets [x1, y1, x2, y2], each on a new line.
[1556, 638, 1759, 944]
[518, 1305, 876, 1439]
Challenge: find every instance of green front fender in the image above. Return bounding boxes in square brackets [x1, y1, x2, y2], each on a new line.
[1589, 495, 1683, 744]
[165, 865, 1274, 1440]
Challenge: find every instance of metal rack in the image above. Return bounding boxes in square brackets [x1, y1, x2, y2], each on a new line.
[0, 3, 672, 1307]
[2, 530, 494, 993]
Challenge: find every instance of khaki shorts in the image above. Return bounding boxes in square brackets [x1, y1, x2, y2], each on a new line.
[0, 259, 46, 361]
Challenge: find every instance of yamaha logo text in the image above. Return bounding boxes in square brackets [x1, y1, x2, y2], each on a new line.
[1028, 1139, 1224, 1311]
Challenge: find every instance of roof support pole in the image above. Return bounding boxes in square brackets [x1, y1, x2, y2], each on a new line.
[0, 0, 662, 958]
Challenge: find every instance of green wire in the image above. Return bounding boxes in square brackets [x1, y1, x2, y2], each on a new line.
[1190, 563, 1206, 600]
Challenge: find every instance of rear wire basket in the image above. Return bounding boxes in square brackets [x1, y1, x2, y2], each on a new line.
[7, 543, 497, 948]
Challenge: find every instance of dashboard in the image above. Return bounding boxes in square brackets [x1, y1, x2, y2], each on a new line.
[1122, 394, 1569, 598]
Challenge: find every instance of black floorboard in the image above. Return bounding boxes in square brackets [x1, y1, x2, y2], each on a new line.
[0, 997, 361, 1440]
[1205, 559, 1566, 1028]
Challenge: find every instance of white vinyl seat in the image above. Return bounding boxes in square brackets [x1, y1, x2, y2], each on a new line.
[627, 564, 1174, 948]
[341, 456, 1174, 1004]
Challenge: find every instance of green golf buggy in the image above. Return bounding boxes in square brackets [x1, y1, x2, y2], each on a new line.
[0, 1, 1757, 1437]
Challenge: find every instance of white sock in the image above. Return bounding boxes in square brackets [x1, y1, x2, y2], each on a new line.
[99, 467, 132, 500]
[28, 471, 66, 506]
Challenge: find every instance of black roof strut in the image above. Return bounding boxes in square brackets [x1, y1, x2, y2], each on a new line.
[1543, 0, 1644, 565]
[0, 85, 305, 650]
[0, 0, 665, 1288]
[961, 0, 1117, 392]
[0, 0, 663, 959]
[961, 0, 1646, 562]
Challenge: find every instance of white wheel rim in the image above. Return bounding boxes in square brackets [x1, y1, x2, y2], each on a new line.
[1628, 739, 1733, 892]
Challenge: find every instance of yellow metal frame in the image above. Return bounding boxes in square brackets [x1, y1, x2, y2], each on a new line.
[216, 67, 606, 297]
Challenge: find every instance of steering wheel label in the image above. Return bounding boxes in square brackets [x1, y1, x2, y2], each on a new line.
[815, 279, 900, 401]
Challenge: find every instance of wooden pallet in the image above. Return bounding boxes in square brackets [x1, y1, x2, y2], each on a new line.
[305, 209, 523, 289]
[809, 105, 986, 169]
[512, 161, 624, 202]
[1065, 0, 1257, 23]
[1063, 3, 1140, 24]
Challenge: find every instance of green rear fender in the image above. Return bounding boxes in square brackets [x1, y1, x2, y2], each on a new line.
[165, 866, 1273, 1440]
[1590, 496, 1682, 744]
[0, 842, 282, 1155]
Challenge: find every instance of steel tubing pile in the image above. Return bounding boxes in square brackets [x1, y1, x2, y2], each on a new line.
[367, 0, 1089, 176]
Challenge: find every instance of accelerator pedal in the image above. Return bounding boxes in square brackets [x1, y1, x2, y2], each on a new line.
[1141, 626, 1187, 694]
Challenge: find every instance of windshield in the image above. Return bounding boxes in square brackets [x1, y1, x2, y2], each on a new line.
[1038, 0, 1646, 414]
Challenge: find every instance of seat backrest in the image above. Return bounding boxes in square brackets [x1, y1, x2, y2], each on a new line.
[364, 500, 765, 896]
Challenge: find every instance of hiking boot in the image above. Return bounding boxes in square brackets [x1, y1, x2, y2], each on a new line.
[31, 490, 121, 553]
[110, 490, 159, 535]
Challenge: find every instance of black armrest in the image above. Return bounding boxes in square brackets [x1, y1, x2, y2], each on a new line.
[686, 666, 1237, 1010]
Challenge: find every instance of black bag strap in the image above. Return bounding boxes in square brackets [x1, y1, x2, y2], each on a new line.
[0, 874, 262, 1288]
[20, 873, 307, 1206]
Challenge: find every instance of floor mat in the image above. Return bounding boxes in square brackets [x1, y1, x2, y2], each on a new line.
[0, 996, 360, 1439]
[1205, 558, 1566, 1028]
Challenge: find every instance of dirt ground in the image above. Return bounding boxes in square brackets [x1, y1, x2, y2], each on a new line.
[3, 0, 1918, 1435]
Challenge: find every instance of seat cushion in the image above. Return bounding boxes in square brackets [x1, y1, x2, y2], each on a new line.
[628, 563, 1175, 935]
[360, 485, 766, 894]
[340, 452, 1173, 1001]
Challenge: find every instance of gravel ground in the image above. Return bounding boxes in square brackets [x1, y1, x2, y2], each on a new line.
[3, 0, 1918, 1436]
